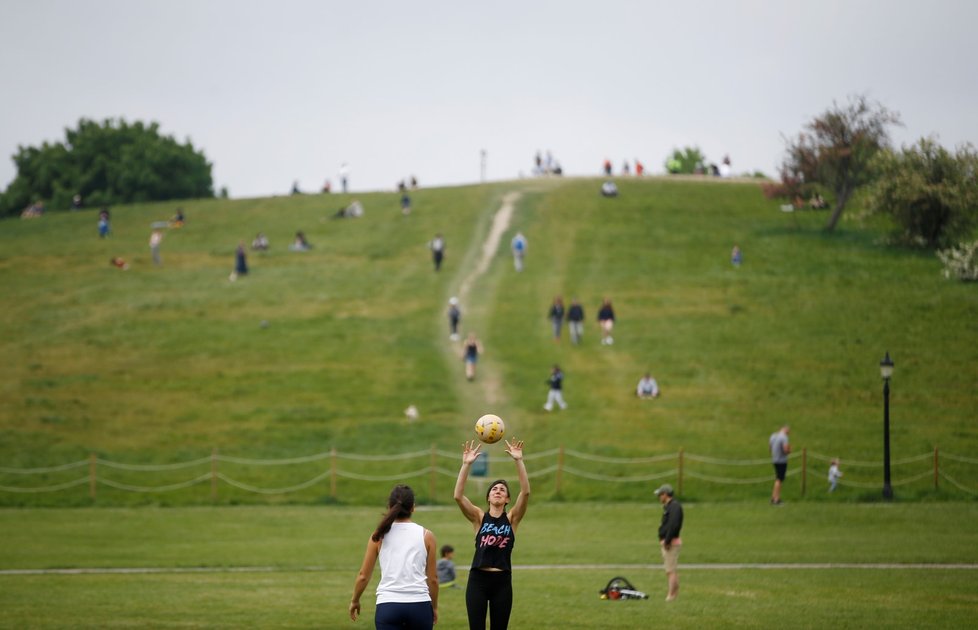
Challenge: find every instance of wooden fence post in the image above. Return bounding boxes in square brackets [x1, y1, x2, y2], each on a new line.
[678, 448, 684, 496]
[211, 448, 218, 502]
[801, 447, 807, 497]
[934, 447, 939, 490]
[89, 452, 97, 501]
[555, 445, 564, 495]
[330, 447, 337, 500]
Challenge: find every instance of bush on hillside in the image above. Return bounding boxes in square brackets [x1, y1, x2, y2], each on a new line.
[665, 146, 707, 174]
[937, 240, 978, 281]
[760, 165, 808, 201]
[0, 118, 214, 216]
[867, 138, 978, 249]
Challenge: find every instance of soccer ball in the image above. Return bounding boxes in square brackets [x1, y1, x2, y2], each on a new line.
[475, 414, 505, 444]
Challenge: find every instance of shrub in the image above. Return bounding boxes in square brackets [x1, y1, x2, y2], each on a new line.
[937, 240, 978, 281]
[868, 138, 978, 248]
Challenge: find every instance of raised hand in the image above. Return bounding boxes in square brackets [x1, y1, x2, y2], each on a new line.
[462, 440, 482, 464]
[504, 438, 524, 461]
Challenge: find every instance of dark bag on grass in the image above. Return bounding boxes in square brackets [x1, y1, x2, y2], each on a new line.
[599, 576, 648, 600]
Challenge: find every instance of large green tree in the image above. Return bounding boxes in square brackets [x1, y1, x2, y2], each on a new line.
[0, 118, 213, 216]
[868, 138, 978, 248]
[780, 95, 901, 231]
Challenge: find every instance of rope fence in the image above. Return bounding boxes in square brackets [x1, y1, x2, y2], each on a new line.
[1, 446, 975, 500]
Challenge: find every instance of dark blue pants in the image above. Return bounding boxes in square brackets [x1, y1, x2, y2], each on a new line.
[374, 601, 433, 630]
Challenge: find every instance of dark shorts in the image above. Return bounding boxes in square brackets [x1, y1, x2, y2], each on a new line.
[773, 462, 788, 481]
[375, 601, 433, 630]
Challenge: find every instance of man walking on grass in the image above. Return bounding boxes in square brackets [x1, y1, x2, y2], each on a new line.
[769, 425, 791, 504]
[655, 484, 683, 602]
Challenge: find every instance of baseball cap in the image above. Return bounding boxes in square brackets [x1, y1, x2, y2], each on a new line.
[654, 484, 674, 496]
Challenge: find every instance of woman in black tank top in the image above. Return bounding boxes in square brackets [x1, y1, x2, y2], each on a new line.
[453, 438, 530, 630]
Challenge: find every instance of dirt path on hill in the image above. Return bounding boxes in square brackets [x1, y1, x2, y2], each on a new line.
[453, 191, 521, 409]
[457, 191, 520, 304]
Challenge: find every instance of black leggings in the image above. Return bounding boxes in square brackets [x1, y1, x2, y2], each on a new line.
[465, 569, 513, 630]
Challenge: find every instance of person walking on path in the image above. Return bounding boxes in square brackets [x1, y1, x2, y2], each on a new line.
[597, 298, 616, 345]
[567, 299, 585, 345]
[543, 364, 568, 411]
[462, 333, 483, 381]
[429, 234, 445, 271]
[349, 484, 439, 628]
[510, 231, 527, 272]
[447, 297, 461, 341]
[454, 438, 530, 630]
[769, 425, 791, 504]
[547, 296, 565, 342]
[654, 483, 683, 602]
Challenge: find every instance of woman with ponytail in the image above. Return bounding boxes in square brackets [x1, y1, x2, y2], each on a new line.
[350, 484, 439, 628]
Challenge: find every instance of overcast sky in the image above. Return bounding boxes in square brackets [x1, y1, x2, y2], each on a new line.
[1, 0, 976, 199]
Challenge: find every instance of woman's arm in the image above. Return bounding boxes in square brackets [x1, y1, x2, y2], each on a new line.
[424, 528, 439, 625]
[350, 536, 380, 621]
[453, 440, 484, 530]
[505, 439, 531, 529]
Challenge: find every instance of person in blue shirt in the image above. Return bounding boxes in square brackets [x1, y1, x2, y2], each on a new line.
[510, 232, 527, 272]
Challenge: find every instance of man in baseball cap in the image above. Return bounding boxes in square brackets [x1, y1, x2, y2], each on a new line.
[654, 483, 683, 601]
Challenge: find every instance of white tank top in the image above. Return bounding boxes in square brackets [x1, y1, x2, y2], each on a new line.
[376, 522, 431, 604]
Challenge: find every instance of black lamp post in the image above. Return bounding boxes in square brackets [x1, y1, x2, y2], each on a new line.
[880, 352, 895, 500]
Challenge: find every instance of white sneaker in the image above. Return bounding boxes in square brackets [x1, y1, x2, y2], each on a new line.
[607, 337, 614, 345]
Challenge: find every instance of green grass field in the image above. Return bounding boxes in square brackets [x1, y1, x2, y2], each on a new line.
[1, 177, 977, 626]
[1, 177, 975, 506]
[1, 503, 977, 628]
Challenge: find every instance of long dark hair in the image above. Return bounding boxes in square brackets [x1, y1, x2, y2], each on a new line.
[372, 484, 415, 542]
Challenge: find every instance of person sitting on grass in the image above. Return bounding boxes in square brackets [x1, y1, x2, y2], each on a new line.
[437, 545, 457, 588]
[637, 373, 660, 399]
[289, 231, 311, 251]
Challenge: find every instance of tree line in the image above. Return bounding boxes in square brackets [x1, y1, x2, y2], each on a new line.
[0, 118, 213, 217]
[764, 95, 977, 250]
[3, 107, 974, 277]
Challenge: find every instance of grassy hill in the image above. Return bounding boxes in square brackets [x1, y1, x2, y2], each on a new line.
[1, 177, 975, 506]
